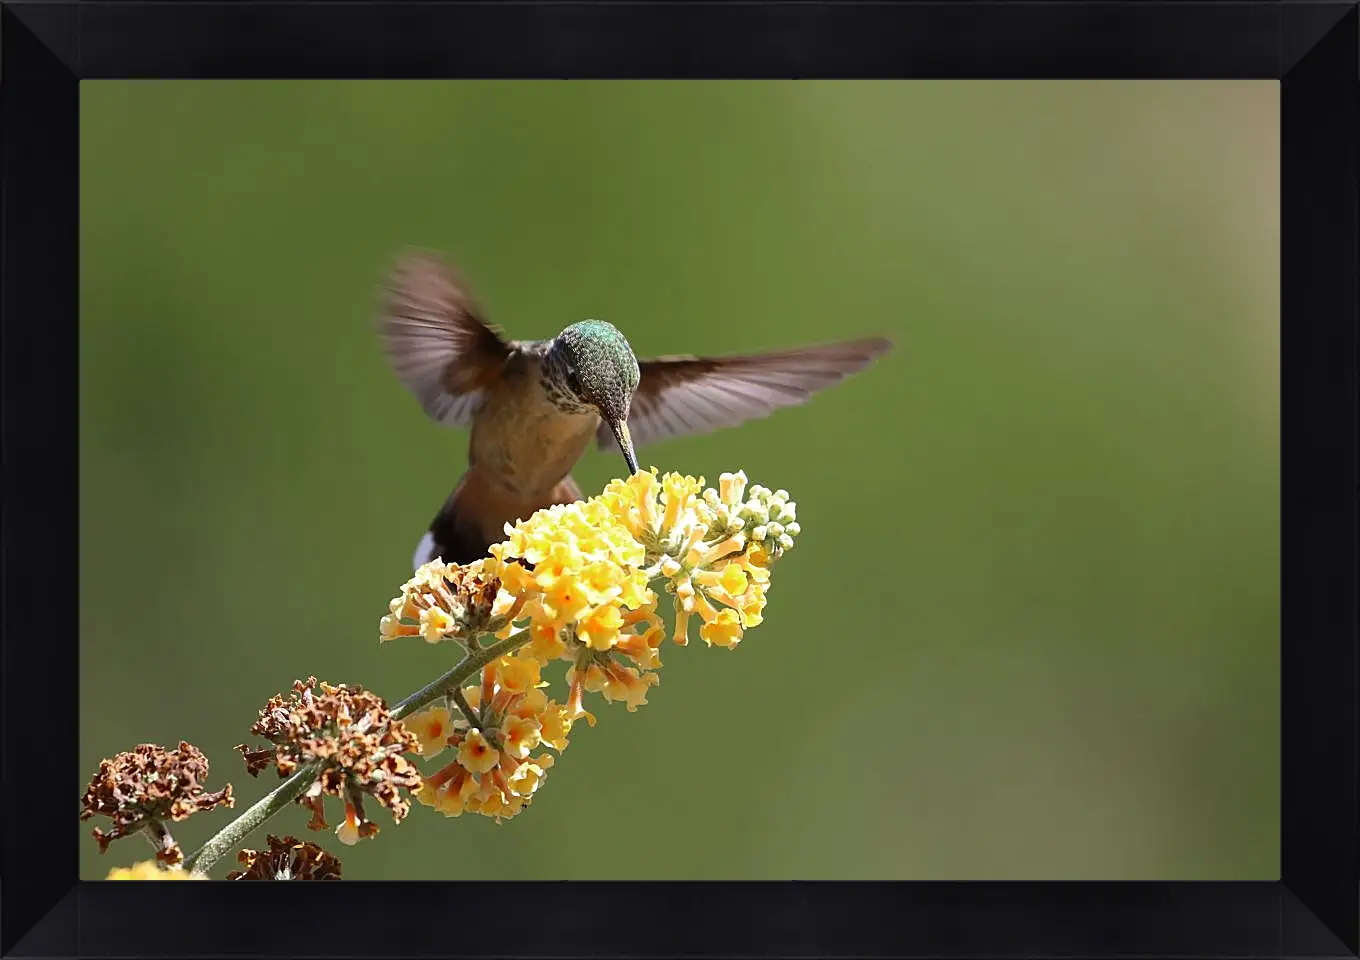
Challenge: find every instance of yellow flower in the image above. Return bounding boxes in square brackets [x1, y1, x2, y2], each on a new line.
[579, 559, 625, 603]
[576, 662, 611, 696]
[577, 603, 624, 651]
[614, 618, 665, 671]
[106, 861, 204, 880]
[415, 779, 441, 809]
[525, 620, 569, 662]
[699, 608, 744, 649]
[457, 729, 500, 774]
[501, 715, 543, 760]
[379, 614, 419, 641]
[467, 784, 525, 823]
[542, 577, 591, 622]
[672, 608, 691, 647]
[564, 669, 598, 728]
[661, 472, 704, 533]
[336, 801, 364, 846]
[493, 653, 541, 695]
[599, 661, 660, 711]
[420, 606, 456, 643]
[405, 706, 454, 759]
[719, 470, 748, 505]
[535, 704, 572, 751]
[507, 760, 548, 797]
[419, 764, 480, 818]
[715, 563, 748, 598]
[442, 775, 481, 817]
[508, 689, 573, 751]
[739, 584, 767, 628]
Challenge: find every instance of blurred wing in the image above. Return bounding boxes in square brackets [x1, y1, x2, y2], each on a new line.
[378, 249, 512, 428]
[599, 337, 892, 450]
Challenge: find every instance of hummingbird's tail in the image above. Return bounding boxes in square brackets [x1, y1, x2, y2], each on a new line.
[413, 466, 585, 571]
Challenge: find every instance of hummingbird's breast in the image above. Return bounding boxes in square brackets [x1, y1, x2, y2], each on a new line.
[468, 351, 600, 497]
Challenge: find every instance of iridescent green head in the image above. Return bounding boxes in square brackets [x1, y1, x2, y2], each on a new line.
[546, 319, 641, 475]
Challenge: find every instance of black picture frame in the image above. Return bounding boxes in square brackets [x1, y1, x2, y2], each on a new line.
[3, 2, 1355, 957]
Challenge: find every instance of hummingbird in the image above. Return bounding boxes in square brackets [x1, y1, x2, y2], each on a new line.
[378, 249, 892, 571]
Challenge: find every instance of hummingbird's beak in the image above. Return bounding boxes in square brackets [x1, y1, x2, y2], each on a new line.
[608, 418, 640, 476]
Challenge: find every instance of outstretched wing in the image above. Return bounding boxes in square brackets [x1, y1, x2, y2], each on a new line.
[598, 337, 892, 450]
[378, 249, 513, 428]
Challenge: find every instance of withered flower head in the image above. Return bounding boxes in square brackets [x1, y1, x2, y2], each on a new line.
[380, 558, 511, 645]
[226, 834, 342, 880]
[80, 741, 234, 864]
[235, 678, 422, 845]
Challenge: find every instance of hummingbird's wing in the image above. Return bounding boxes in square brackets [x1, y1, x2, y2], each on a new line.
[378, 250, 513, 428]
[598, 337, 892, 450]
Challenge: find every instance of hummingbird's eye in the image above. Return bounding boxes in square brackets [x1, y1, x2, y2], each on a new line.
[564, 366, 582, 396]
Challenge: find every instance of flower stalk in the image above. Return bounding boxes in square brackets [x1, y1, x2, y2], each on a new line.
[390, 632, 534, 722]
[184, 761, 319, 874]
[140, 820, 176, 857]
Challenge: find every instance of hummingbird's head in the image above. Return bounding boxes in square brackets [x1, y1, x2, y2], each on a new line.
[547, 320, 641, 475]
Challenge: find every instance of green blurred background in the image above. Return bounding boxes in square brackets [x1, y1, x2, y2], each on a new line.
[79, 81, 1279, 880]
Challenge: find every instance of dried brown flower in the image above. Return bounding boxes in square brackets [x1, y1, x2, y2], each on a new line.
[80, 741, 234, 863]
[226, 834, 342, 880]
[235, 678, 423, 844]
[379, 558, 510, 645]
[447, 562, 504, 628]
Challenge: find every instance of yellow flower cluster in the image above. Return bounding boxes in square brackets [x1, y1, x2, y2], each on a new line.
[106, 861, 204, 880]
[485, 490, 670, 722]
[406, 654, 571, 822]
[383, 468, 799, 824]
[599, 470, 779, 649]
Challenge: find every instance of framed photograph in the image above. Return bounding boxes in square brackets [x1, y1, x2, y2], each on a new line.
[4, 3, 1355, 957]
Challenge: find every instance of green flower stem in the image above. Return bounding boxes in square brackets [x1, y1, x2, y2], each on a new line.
[183, 630, 533, 876]
[183, 761, 319, 875]
[451, 688, 483, 729]
[390, 631, 533, 721]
